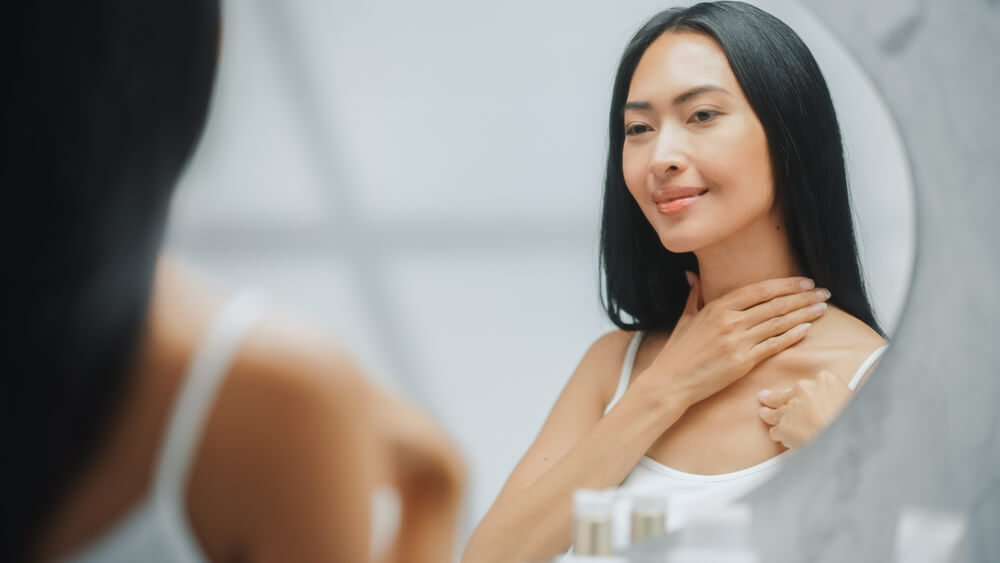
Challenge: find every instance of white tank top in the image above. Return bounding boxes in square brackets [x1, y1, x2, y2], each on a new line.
[603, 331, 888, 549]
[61, 292, 267, 563]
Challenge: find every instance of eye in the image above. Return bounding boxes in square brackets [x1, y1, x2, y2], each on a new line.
[690, 110, 719, 124]
[625, 123, 651, 136]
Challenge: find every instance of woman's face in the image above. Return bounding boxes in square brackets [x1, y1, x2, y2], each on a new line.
[622, 31, 777, 254]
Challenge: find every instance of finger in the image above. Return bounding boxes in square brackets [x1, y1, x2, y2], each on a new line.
[746, 299, 827, 343]
[767, 424, 790, 447]
[721, 276, 816, 311]
[758, 386, 795, 408]
[759, 405, 781, 426]
[682, 271, 702, 317]
[747, 322, 810, 364]
[741, 287, 831, 328]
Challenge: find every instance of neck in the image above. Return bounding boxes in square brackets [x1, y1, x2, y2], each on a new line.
[694, 212, 804, 304]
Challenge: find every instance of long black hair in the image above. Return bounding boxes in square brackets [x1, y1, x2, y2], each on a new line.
[4, 1, 220, 559]
[599, 1, 882, 336]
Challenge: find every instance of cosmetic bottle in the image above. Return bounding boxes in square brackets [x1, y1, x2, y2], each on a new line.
[628, 493, 668, 544]
[559, 489, 627, 563]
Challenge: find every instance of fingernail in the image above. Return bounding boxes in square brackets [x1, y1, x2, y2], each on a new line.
[758, 389, 772, 400]
[812, 302, 828, 313]
[800, 279, 815, 290]
[759, 407, 771, 417]
[816, 288, 831, 300]
[793, 322, 811, 335]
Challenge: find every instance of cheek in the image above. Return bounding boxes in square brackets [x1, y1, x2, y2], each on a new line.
[621, 146, 648, 201]
[699, 119, 773, 202]
[742, 119, 773, 186]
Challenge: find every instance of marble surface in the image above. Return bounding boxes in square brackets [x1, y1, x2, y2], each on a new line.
[625, 0, 1000, 560]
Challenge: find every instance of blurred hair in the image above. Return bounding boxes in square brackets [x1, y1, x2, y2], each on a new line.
[599, 1, 882, 336]
[4, 1, 220, 558]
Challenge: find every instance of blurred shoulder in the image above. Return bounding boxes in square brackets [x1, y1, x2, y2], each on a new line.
[232, 311, 366, 400]
[187, 307, 375, 559]
[153, 257, 376, 559]
[158, 255, 367, 406]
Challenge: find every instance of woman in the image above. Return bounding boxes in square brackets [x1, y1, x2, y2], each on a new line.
[5, 1, 463, 561]
[463, 2, 886, 561]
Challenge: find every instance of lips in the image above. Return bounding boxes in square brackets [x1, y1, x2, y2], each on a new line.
[651, 186, 708, 203]
[652, 186, 708, 216]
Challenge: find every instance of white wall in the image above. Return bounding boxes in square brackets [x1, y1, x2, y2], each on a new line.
[165, 0, 914, 546]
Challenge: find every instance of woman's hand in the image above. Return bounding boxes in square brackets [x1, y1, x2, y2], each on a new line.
[758, 370, 851, 449]
[635, 272, 832, 411]
[369, 385, 466, 563]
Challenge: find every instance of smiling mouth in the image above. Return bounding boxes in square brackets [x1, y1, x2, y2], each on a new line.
[656, 189, 708, 215]
[664, 189, 709, 202]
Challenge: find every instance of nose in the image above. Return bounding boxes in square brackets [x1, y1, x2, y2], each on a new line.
[648, 130, 688, 177]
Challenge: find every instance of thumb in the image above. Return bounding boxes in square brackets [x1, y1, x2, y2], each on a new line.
[758, 386, 794, 408]
[683, 271, 701, 316]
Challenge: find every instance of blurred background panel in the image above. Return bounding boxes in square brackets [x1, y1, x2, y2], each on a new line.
[164, 0, 914, 541]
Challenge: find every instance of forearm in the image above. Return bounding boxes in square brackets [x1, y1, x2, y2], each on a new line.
[391, 452, 465, 563]
[463, 388, 687, 563]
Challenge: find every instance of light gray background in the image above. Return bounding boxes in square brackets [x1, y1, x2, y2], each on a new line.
[157, 0, 987, 559]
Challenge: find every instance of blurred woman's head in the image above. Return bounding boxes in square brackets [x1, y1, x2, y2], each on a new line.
[599, 1, 881, 335]
[6, 0, 220, 557]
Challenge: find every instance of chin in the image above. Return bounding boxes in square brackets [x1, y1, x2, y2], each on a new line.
[657, 232, 703, 254]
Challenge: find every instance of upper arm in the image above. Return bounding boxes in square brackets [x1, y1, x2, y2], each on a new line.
[188, 314, 379, 562]
[490, 330, 632, 505]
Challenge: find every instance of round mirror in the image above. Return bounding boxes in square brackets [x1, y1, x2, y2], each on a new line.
[165, 0, 916, 556]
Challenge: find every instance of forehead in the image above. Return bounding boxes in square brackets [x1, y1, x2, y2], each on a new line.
[628, 31, 739, 100]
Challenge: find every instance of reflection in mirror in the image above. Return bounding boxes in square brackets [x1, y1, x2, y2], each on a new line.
[162, 0, 913, 560]
[462, 1, 913, 560]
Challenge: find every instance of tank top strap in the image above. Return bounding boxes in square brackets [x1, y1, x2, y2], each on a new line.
[152, 290, 269, 498]
[604, 331, 645, 415]
[847, 344, 889, 391]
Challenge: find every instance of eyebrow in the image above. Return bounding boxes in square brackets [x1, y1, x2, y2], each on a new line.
[623, 84, 730, 112]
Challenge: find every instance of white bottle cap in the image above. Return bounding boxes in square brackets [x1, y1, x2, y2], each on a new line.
[573, 489, 616, 556]
[573, 489, 617, 518]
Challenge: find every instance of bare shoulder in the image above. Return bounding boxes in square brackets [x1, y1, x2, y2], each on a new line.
[574, 329, 638, 407]
[814, 305, 886, 350]
[231, 312, 366, 397]
[200, 307, 370, 467]
[158, 257, 369, 451]
[187, 309, 374, 561]
[788, 305, 887, 384]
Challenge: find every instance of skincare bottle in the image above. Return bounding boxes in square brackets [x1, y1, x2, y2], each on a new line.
[629, 493, 668, 544]
[560, 489, 626, 563]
